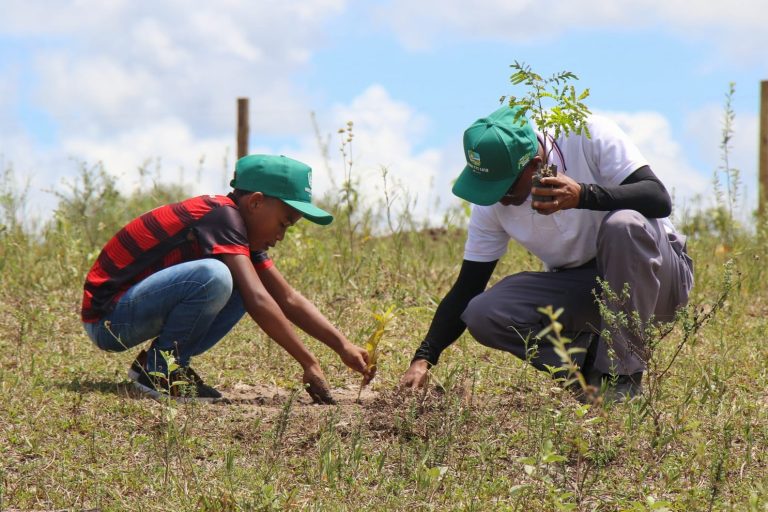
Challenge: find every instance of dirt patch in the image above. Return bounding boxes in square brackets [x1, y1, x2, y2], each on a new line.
[211, 384, 466, 440]
[218, 382, 379, 407]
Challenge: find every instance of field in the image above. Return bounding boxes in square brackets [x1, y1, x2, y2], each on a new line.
[1, 162, 768, 511]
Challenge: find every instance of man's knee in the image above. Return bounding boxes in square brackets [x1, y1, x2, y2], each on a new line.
[462, 294, 493, 345]
[597, 210, 662, 264]
[598, 210, 647, 244]
[462, 292, 536, 349]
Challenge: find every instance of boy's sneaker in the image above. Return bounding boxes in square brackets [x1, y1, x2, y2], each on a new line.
[132, 362, 222, 402]
[133, 369, 221, 402]
[127, 349, 148, 382]
[180, 366, 222, 400]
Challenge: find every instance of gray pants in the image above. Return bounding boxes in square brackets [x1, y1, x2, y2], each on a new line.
[461, 210, 694, 375]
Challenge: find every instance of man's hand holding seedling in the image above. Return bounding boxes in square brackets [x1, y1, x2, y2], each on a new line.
[531, 173, 582, 214]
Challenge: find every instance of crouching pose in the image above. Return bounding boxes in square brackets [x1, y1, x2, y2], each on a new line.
[400, 106, 693, 403]
[82, 154, 373, 402]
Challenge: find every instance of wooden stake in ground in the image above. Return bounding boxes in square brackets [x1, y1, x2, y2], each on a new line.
[759, 81, 768, 219]
[237, 97, 249, 159]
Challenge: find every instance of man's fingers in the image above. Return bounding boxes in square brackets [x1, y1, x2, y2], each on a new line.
[532, 186, 557, 196]
[532, 202, 557, 215]
[399, 368, 428, 389]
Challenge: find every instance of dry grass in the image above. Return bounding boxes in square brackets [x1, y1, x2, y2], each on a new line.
[1, 169, 768, 511]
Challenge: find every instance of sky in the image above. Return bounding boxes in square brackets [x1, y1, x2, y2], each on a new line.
[1, 0, 766, 225]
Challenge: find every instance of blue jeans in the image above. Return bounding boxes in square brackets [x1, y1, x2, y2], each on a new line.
[83, 259, 245, 373]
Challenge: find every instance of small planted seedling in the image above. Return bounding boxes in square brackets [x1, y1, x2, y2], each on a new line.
[357, 305, 396, 402]
[502, 61, 591, 206]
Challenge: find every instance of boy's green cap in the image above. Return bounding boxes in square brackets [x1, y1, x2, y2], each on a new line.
[452, 106, 539, 206]
[230, 154, 333, 225]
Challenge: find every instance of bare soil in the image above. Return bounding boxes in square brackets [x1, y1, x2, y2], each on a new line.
[219, 381, 379, 408]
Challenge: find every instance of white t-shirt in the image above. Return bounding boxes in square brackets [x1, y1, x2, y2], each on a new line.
[464, 115, 676, 270]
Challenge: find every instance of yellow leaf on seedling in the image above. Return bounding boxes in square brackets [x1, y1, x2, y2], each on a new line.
[364, 305, 396, 373]
[357, 305, 396, 399]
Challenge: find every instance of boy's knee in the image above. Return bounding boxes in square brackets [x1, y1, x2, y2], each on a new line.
[198, 259, 234, 303]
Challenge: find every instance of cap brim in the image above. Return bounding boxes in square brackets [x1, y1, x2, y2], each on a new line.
[452, 165, 518, 206]
[282, 199, 334, 225]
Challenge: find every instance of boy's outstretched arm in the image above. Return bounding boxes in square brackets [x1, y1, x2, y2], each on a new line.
[256, 263, 374, 385]
[221, 253, 338, 403]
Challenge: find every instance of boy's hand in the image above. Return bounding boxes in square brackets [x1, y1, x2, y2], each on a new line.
[303, 364, 336, 404]
[339, 344, 376, 385]
[399, 359, 430, 389]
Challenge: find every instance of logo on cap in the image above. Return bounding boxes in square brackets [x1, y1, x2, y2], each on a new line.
[468, 149, 481, 168]
[305, 170, 313, 194]
[517, 153, 532, 170]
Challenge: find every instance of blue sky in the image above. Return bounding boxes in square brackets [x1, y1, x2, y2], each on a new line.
[1, 0, 766, 222]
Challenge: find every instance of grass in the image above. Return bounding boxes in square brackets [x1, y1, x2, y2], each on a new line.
[1, 161, 768, 511]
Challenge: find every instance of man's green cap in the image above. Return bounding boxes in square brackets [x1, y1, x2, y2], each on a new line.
[230, 154, 333, 225]
[452, 106, 539, 206]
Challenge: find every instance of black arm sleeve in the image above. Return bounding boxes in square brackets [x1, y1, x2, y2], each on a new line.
[577, 165, 672, 218]
[412, 259, 498, 366]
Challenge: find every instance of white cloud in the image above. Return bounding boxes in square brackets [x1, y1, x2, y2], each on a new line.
[2, 1, 348, 138]
[0, 1, 349, 221]
[0, 0, 130, 35]
[293, 98, 721, 227]
[377, 0, 768, 56]
[596, 109, 711, 216]
[0, 68, 20, 134]
[4, 0, 756, 229]
[62, 117, 233, 194]
[291, 85, 458, 225]
[131, 18, 190, 68]
[187, 11, 264, 63]
[685, 104, 759, 217]
[43, 4, 337, 130]
[34, 54, 159, 136]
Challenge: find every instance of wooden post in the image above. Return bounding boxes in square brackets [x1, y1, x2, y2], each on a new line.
[760, 82, 768, 219]
[237, 97, 249, 159]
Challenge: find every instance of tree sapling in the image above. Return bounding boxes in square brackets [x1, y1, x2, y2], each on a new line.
[503, 61, 591, 206]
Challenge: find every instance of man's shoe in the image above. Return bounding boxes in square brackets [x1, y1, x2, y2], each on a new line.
[601, 372, 643, 403]
[572, 371, 643, 404]
[133, 367, 221, 402]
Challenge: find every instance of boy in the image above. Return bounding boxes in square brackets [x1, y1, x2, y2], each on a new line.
[82, 154, 372, 403]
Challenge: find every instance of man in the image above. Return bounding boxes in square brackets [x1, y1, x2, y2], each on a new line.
[400, 106, 693, 402]
[82, 154, 373, 402]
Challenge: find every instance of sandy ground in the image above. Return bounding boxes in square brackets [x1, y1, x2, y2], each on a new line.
[219, 381, 380, 407]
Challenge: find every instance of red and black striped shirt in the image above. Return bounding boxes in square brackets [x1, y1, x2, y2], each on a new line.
[81, 194, 272, 323]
